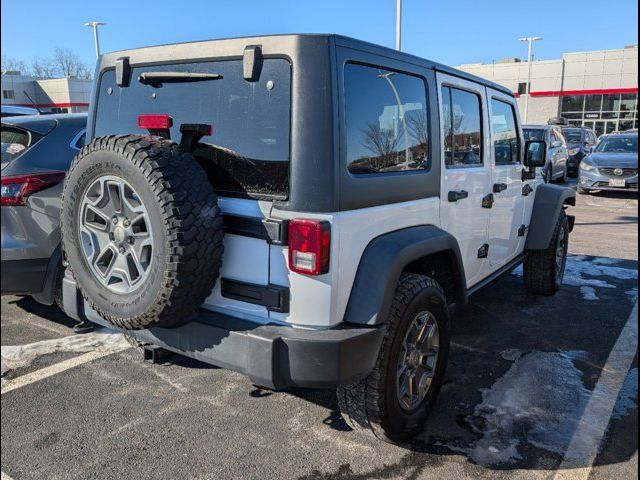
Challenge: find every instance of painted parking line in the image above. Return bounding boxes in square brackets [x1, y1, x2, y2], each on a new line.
[553, 301, 638, 480]
[1, 346, 129, 395]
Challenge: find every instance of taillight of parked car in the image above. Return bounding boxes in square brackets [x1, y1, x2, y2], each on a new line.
[1, 171, 66, 206]
[288, 219, 331, 276]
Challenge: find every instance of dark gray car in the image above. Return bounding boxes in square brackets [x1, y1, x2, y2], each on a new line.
[523, 125, 569, 183]
[1, 113, 87, 304]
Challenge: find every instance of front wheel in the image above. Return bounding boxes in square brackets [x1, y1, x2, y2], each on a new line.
[523, 210, 569, 295]
[337, 273, 450, 443]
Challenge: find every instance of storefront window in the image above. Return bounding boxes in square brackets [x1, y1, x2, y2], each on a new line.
[584, 95, 603, 112]
[561, 95, 584, 113]
[620, 94, 637, 112]
[602, 94, 621, 112]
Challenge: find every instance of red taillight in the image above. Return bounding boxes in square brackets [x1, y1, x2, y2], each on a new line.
[137, 114, 173, 130]
[1, 171, 66, 206]
[288, 219, 331, 276]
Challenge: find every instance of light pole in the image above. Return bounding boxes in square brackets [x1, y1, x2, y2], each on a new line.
[519, 36, 542, 123]
[378, 72, 410, 165]
[84, 21, 106, 58]
[396, 0, 402, 51]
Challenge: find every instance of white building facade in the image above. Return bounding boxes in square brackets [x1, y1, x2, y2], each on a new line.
[458, 46, 638, 136]
[1, 73, 92, 113]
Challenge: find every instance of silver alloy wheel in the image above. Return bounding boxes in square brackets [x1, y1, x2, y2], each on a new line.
[555, 224, 568, 283]
[396, 311, 440, 412]
[78, 175, 153, 294]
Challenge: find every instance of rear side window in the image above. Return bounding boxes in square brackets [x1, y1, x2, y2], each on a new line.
[442, 86, 483, 168]
[1, 127, 30, 166]
[94, 59, 291, 199]
[490, 99, 520, 165]
[344, 64, 430, 174]
[524, 128, 545, 142]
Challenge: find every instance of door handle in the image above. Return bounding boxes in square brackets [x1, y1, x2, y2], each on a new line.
[448, 190, 469, 202]
[493, 183, 508, 193]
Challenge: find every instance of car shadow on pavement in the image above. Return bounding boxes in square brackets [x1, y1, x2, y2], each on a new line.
[9, 296, 77, 329]
[287, 255, 639, 475]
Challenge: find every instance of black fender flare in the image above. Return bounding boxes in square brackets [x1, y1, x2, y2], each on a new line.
[525, 184, 576, 251]
[343, 226, 466, 326]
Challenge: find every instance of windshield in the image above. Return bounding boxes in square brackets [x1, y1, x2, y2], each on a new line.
[523, 128, 545, 142]
[595, 136, 638, 154]
[1, 127, 30, 168]
[95, 59, 292, 199]
[563, 130, 583, 145]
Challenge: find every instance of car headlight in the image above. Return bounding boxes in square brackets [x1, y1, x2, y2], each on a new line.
[580, 162, 596, 172]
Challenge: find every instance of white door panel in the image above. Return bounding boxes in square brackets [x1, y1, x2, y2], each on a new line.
[437, 73, 492, 288]
[487, 90, 526, 267]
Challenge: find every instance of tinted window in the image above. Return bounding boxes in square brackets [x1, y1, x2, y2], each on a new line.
[563, 129, 583, 144]
[561, 96, 584, 113]
[95, 59, 291, 198]
[523, 128, 545, 142]
[491, 99, 519, 165]
[442, 86, 482, 168]
[344, 64, 430, 175]
[602, 94, 621, 112]
[1, 127, 30, 166]
[620, 94, 637, 112]
[596, 136, 638, 153]
[585, 95, 603, 112]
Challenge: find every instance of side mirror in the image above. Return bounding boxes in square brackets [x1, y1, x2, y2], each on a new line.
[524, 140, 547, 167]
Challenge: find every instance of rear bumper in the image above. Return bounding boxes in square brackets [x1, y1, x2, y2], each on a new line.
[62, 274, 385, 390]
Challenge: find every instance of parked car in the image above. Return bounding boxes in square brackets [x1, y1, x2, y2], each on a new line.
[1, 105, 41, 118]
[578, 133, 638, 194]
[561, 126, 598, 177]
[1, 113, 87, 305]
[59, 35, 574, 443]
[523, 125, 569, 183]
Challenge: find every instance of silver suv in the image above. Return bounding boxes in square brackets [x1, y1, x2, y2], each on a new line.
[523, 124, 569, 183]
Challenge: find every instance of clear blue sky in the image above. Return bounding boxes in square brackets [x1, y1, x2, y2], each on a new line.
[2, 0, 638, 69]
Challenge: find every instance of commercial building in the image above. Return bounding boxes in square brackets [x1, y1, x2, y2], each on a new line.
[458, 46, 638, 136]
[1, 72, 91, 113]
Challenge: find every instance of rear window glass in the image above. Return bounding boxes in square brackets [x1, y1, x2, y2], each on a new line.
[523, 128, 545, 142]
[94, 59, 291, 198]
[563, 129, 583, 144]
[1, 127, 30, 166]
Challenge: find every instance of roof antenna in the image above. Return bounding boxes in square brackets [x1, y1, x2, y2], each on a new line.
[23, 91, 43, 114]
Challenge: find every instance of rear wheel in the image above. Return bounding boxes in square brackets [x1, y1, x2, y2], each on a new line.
[337, 273, 449, 443]
[61, 135, 224, 330]
[523, 210, 569, 295]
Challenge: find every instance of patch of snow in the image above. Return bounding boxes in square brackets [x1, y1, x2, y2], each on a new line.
[1, 330, 129, 376]
[465, 351, 592, 465]
[580, 286, 599, 301]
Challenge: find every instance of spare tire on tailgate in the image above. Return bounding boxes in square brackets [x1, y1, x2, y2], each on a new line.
[61, 135, 224, 330]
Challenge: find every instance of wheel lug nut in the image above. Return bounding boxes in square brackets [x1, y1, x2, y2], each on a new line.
[123, 219, 130, 227]
[118, 246, 126, 254]
[129, 237, 135, 244]
[112, 217, 118, 224]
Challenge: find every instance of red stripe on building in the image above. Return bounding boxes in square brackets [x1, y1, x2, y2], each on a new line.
[13, 102, 89, 108]
[529, 87, 638, 98]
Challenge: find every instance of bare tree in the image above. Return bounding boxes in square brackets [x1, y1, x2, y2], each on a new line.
[361, 122, 400, 170]
[30, 56, 57, 78]
[52, 48, 92, 79]
[1, 55, 28, 74]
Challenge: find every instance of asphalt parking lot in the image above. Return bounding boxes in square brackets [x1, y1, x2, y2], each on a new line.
[1, 185, 638, 480]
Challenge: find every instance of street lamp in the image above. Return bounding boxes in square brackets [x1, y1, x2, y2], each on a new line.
[396, 0, 402, 51]
[378, 72, 410, 165]
[84, 21, 106, 58]
[519, 36, 542, 123]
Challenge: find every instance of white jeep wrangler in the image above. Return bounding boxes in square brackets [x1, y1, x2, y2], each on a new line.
[61, 35, 575, 443]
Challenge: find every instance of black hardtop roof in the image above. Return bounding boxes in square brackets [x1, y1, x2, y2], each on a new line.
[99, 33, 513, 97]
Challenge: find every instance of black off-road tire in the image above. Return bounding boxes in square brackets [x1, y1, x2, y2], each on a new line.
[61, 135, 224, 330]
[523, 210, 569, 295]
[337, 273, 450, 443]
